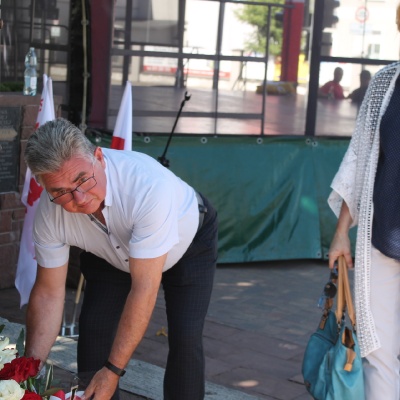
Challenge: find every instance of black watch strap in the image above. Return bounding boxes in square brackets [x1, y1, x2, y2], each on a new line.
[104, 360, 126, 377]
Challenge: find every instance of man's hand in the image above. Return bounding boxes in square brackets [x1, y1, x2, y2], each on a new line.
[83, 367, 120, 400]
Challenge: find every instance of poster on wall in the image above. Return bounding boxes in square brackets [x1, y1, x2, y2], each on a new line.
[0, 107, 20, 193]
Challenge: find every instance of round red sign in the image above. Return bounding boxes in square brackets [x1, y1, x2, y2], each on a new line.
[355, 6, 369, 23]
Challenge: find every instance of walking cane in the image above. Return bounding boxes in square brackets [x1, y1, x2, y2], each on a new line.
[60, 273, 85, 337]
[70, 273, 85, 336]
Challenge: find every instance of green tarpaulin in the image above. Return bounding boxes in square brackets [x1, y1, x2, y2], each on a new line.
[95, 134, 356, 263]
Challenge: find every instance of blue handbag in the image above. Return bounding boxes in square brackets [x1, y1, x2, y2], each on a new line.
[302, 256, 365, 400]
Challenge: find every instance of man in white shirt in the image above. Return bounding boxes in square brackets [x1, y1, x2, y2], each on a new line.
[24, 118, 218, 400]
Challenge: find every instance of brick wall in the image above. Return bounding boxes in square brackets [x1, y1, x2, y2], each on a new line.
[0, 94, 64, 289]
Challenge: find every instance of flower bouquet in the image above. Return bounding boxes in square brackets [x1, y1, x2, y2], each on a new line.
[0, 324, 84, 400]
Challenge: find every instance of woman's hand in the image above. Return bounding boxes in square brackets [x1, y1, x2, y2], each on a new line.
[329, 230, 353, 269]
[329, 200, 354, 269]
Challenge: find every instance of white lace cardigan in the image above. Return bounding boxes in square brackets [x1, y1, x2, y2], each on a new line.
[328, 61, 400, 357]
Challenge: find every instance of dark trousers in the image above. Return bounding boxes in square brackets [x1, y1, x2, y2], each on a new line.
[77, 194, 218, 400]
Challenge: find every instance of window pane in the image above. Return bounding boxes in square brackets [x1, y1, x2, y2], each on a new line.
[316, 62, 386, 136]
[184, 56, 215, 89]
[111, 54, 179, 86]
[108, 84, 217, 134]
[222, 1, 284, 59]
[217, 60, 265, 133]
[1, 0, 70, 104]
[114, 0, 179, 47]
[184, 1, 219, 56]
[325, 0, 400, 61]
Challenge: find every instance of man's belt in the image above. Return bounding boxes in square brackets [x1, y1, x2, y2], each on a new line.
[195, 191, 207, 231]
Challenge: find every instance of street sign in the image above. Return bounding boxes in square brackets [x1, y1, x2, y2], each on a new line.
[355, 6, 369, 23]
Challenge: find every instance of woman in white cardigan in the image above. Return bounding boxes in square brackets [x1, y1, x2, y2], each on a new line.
[328, 6, 400, 399]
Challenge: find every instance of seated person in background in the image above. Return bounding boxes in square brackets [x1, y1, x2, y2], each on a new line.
[318, 67, 345, 100]
[347, 69, 372, 108]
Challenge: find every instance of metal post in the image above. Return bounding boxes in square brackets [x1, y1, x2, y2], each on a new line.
[175, 0, 186, 88]
[260, 5, 272, 136]
[80, 0, 89, 134]
[29, 0, 35, 45]
[213, 2, 225, 135]
[122, 0, 133, 84]
[280, 0, 304, 83]
[304, 0, 325, 136]
[0, 0, 2, 82]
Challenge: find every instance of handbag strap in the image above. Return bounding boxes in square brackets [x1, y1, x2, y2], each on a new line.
[335, 256, 356, 328]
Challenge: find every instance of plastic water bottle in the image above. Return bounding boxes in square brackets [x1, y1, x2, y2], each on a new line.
[23, 47, 37, 96]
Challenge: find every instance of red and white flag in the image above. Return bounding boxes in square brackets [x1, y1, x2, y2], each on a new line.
[111, 81, 132, 151]
[16, 75, 55, 307]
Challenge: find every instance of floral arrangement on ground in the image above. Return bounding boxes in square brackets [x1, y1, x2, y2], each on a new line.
[0, 323, 81, 400]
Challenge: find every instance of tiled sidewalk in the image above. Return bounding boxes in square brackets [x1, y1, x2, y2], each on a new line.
[0, 260, 334, 399]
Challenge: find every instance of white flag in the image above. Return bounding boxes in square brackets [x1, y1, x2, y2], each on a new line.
[16, 75, 56, 307]
[111, 81, 132, 151]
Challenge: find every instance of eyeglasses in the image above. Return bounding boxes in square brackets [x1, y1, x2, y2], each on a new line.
[47, 171, 97, 205]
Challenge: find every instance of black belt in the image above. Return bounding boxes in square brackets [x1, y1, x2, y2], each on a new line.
[195, 191, 207, 231]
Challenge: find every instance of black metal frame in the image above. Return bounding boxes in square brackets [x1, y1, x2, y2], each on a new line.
[0, 0, 70, 95]
[305, 0, 395, 136]
[111, 0, 288, 136]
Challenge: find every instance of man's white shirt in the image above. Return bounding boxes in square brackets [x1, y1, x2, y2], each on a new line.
[33, 149, 199, 272]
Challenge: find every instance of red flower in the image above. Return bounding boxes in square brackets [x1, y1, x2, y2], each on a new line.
[0, 356, 40, 382]
[22, 391, 42, 400]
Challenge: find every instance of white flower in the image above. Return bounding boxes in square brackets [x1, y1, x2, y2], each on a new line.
[0, 338, 17, 371]
[0, 379, 25, 400]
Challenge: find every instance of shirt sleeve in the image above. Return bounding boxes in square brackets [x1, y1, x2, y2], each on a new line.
[34, 240, 70, 268]
[32, 198, 70, 268]
[319, 82, 330, 94]
[335, 85, 345, 99]
[327, 144, 359, 228]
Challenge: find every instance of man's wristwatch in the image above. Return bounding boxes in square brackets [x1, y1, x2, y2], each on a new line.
[104, 360, 126, 377]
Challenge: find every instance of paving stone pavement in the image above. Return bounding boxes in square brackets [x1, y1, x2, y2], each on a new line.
[0, 259, 348, 399]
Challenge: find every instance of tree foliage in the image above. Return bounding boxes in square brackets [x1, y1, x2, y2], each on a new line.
[234, 0, 285, 57]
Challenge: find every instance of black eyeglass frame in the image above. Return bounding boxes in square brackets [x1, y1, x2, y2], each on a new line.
[47, 169, 97, 205]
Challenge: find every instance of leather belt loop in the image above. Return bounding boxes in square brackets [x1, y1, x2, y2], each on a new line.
[195, 191, 207, 232]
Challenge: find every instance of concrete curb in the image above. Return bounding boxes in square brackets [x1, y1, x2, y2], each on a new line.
[0, 317, 260, 400]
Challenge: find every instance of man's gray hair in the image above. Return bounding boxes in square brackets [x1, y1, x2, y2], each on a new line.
[24, 118, 96, 181]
